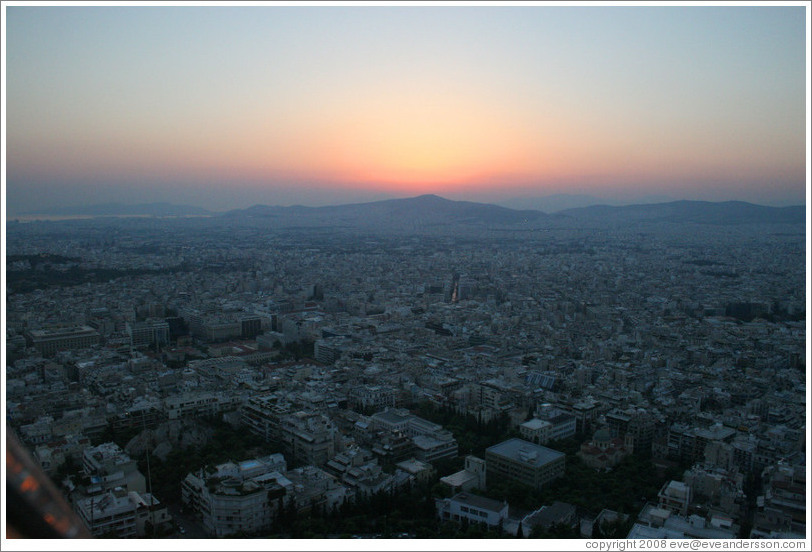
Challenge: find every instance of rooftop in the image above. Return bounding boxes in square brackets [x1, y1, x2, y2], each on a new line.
[372, 409, 409, 425]
[520, 418, 551, 430]
[396, 458, 432, 474]
[440, 470, 478, 487]
[486, 438, 565, 467]
[450, 492, 506, 513]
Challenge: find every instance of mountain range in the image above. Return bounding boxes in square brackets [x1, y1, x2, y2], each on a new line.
[497, 193, 675, 212]
[18, 195, 805, 228]
[557, 200, 806, 225]
[223, 195, 805, 228]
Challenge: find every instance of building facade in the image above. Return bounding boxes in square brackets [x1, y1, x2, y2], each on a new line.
[485, 438, 565, 490]
[436, 492, 509, 529]
[26, 326, 100, 357]
[181, 455, 290, 537]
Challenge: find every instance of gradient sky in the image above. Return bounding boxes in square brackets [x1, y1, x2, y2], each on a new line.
[4, 3, 808, 213]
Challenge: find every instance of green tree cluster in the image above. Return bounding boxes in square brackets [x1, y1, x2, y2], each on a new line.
[413, 401, 518, 456]
[135, 416, 279, 503]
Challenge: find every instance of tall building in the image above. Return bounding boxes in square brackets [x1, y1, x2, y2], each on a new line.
[314, 337, 346, 365]
[605, 408, 655, 457]
[126, 319, 170, 349]
[240, 316, 263, 339]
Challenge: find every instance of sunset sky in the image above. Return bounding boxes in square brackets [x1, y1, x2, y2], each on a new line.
[3, 2, 808, 213]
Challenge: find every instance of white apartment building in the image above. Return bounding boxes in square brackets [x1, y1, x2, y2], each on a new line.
[440, 455, 487, 493]
[181, 455, 290, 537]
[163, 391, 240, 420]
[281, 410, 340, 466]
[658, 480, 692, 516]
[519, 418, 553, 445]
[82, 442, 146, 494]
[436, 492, 509, 529]
[371, 408, 459, 463]
[74, 489, 137, 538]
[413, 433, 458, 463]
[349, 384, 396, 412]
[536, 405, 578, 442]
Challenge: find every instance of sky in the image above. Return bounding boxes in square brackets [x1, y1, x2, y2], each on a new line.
[3, 2, 809, 213]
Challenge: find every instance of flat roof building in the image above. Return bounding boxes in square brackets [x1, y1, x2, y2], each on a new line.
[485, 438, 565, 490]
[26, 326, 100, 357]
[436, 492, 509, 529]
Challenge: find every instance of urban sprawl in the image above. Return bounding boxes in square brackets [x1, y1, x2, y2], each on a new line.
[5, 217, 806, 540]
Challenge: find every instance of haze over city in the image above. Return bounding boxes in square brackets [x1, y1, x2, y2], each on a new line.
[4, 2, 808, 215]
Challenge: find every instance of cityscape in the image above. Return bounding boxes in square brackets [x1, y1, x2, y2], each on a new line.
[4, 195, 808, 545]
[2, 2, 809, 550]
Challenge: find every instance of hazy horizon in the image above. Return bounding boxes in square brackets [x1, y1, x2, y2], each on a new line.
[7, 188, 807, 218]
[4, 3, 808, 216]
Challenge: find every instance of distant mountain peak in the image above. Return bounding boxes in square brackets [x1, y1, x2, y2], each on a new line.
[222, 194, 547, 230]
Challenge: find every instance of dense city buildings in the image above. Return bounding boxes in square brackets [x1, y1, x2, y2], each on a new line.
[4, 209, 807, 540]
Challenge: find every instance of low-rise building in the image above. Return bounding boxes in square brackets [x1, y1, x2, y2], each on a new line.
[412, 433, 458, 463]
[440, 455, 486, 493]
[536, 406, 578, 442]
[181, 455, 290, 537]
[164, 392, 240, 420]
[628, 504, 738, 539]
[281, 410, 340, 466]
[485, 438, 565, 490]
[82, 442, 146, 494]
[519, 418, 552, 445]
[436, 492, 509, 529]
[26, 326, 100, 357]
[658, 480, 692, 516]
[74, 488, 137, 538]
[396, 457, 435, 486]
[370, 407, 458, 463]
[349, 384, 396, 412]
[130, 492, 173, 536]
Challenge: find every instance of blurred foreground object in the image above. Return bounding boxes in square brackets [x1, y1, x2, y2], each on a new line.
[6, 425, 92, 538]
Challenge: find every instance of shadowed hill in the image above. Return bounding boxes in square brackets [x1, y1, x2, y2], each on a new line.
[557, 200, 805, 225]
[223, 194, 548, 229]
